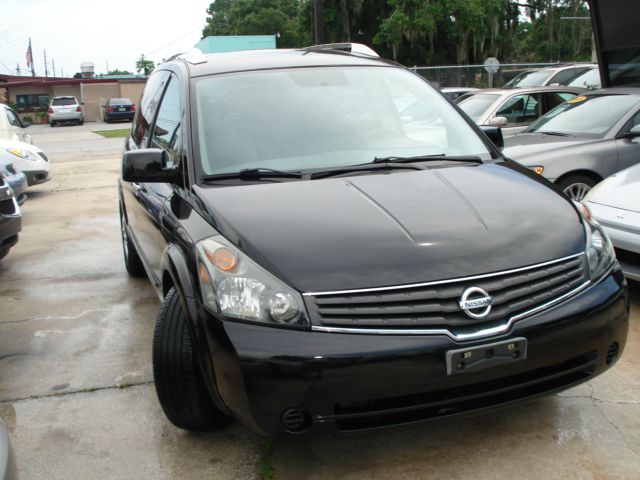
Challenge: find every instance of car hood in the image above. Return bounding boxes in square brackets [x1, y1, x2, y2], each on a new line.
[587, 163, 640, 212]
[0, 138, 44, 155]
[193, 162, 585, 292]
[503, 133, 598, 164]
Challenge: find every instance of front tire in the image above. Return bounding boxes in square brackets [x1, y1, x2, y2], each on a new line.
[119, 205, 145, 277]
[153, 288, 231, 431]
[556, 174, 597, 202]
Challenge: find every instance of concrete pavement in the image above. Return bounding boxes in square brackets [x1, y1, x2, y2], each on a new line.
[0, 122, 638, 479]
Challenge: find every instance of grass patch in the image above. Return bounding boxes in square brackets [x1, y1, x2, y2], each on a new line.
[259, 438, 274, 480]
[93, 128, 130, 138]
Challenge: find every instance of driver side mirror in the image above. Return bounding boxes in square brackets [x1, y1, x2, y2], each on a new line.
[487, 116, 508, 127]
[122, 149, 176, 183]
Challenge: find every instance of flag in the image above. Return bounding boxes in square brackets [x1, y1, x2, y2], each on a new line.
[26, 43, 33, 68]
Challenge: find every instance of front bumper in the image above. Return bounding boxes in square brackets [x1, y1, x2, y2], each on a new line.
[200, 267, 629, 436]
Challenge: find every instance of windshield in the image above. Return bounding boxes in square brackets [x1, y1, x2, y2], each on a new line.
[568, 69, 601, 89]
[457, 94, 500, 121]
[194, 67, 491, 176]
[527, 95, 639, 138]
[52, 97, 77, 106]
[504, 70, 553, 88]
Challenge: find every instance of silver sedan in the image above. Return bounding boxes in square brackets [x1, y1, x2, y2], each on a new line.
[585, 163, 640, 281]
[456, 86, 584, 137]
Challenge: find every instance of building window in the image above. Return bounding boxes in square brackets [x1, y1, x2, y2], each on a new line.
[16, 94, 50, 112]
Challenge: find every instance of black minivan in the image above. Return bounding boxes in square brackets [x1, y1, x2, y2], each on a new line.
[118, 44, 629, 436]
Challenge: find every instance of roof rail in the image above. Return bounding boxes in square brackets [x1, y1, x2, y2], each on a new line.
[166, 48, 207, 65]
[302, 43, 379, 57]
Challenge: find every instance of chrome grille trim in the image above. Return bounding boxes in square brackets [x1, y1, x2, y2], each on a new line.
[303, 252, 586, 297]
[310, 280, 592, 341]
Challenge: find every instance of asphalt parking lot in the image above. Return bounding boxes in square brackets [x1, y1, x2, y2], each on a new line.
[0, 123, 639, 479]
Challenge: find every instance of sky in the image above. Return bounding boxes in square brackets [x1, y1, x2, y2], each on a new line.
[0, 0, 209, 77]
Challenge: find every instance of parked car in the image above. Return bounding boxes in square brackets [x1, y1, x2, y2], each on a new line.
[119, 44, 627, 436]
[503, 89, 640, 201]
[503, 64, 596, 88]
[441, 87, 479, 101]
[104, 98, 135, 123]
[48, 96, 84, 126]
[0, 139, 51, 186]
[584, 164, 640, 281]
[0, 159, 27, 205]
[0, 173, 21, 260]
[0, 104, 31, 144]
[0, 421, 17, 480]
[457, 86, 583, 137]
[568, 67, 602, 90]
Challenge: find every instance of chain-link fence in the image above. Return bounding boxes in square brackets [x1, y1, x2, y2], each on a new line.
[410, 62, 593, 89]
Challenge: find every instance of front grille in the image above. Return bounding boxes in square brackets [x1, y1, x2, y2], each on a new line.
[0, 198, 16, 215]
[333, 351, 597, 431]
[37, 152, 49, 162]
[305, 255, 587, 331]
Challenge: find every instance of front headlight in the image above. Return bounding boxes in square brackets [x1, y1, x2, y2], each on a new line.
[196, 235, 309, 327]
[577, 203, 616, 281]
[7, 148, 39, 161]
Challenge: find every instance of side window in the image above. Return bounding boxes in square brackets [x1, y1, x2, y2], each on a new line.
[131, 70, 170, 147]
[150, 77, 182, 170]
[5, 108, 20, 127]
[549, 69, 580, 86]
[496, 93, 542, 125]
[546, 92, 578, 110]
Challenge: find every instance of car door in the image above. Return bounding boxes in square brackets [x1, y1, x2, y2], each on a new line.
[133, 74, 184, 283]
[615, 110, 640, 172]
[122, 70, 170, 285]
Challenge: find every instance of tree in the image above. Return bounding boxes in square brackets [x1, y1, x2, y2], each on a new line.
[107, 69, 132, 75]
[135, 55, 155, 76]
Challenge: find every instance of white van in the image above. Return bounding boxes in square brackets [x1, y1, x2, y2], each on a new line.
[0, 104, 32, 144]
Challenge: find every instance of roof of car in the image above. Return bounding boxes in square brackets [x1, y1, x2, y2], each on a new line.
[167, 48, 397, 78]
[589, 87, 640, 95]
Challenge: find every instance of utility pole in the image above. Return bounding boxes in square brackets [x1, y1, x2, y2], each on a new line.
[15, 63, 20, 75]
[52, 59, 56, 77]
[27, 37, 35, 77]
[44, 50, 48, 77]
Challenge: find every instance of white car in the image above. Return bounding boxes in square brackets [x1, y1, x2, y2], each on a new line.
[584, 164, 640, 281]
[0, 104, 32, 144]
[0, 139, 51, 186]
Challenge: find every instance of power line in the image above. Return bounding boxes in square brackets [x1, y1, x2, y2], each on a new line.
[144, 27, 201, 56]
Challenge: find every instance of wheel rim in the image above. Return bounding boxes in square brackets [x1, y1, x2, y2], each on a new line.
[120, 211, 129, 260]
[563, 182, 592, 202]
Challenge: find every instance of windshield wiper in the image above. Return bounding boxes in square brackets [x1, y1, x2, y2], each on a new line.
[201, 168, 304, 182]
[372, 154, 482, 164]
[309, 162, 425, 180]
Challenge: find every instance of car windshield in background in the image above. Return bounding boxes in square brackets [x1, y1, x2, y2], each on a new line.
[457, 93, 500, 121]
[109, 98, 132, 105]
[504, 70, 553, 88]
[52, 97, 76, 106]
[194, 66, 492, 176]
[526, 95, 640, 138]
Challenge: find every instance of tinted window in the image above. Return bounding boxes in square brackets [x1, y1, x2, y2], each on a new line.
[195, 67, 492, 176]
[52, 97, 77, 106]
[548, 68, 586, 86]
[132, 71, 170, 147]
[496, 93, 542, 125]
[5, 108, 20, 127]
[151, 77, 182, 168]
[528, 95, 640, 138]
[109, 98, 132, 105]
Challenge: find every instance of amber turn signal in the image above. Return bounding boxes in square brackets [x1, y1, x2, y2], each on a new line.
[208, 247, 238, 271]
[532, 166, 544, 175]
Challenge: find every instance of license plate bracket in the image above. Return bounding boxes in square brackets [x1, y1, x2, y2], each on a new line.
[445, 337, 527, 375]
